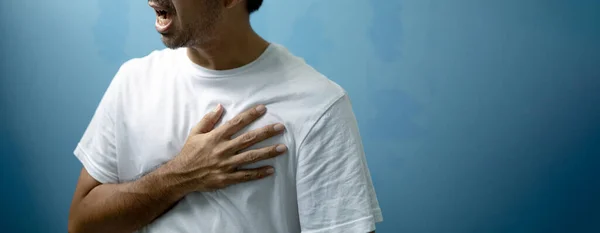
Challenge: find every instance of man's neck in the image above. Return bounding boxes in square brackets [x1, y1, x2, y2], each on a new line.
[186, 26, 269, 71]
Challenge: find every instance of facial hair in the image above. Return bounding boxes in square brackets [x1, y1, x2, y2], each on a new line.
[161, 0, 222, 49]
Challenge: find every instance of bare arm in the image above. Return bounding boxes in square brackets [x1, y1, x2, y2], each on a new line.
[68, 166, 190, 233]
[69, 105, 286, 233]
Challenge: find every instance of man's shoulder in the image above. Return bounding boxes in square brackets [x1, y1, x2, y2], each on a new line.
[285, 65, 347, 118]
[271, 44, 346, 106]
[112, 48, 182, 86]
[116, 48, 180, 75]
[265, 45, 352, 142]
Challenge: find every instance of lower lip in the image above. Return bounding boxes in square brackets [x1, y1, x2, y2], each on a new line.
[155, 16, 173, 34]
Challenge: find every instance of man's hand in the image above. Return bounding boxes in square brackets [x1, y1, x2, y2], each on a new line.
[165, 104, 287, 192]
[69, 104, 286, 233]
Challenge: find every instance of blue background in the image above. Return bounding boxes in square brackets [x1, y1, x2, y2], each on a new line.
[1, 0, 599, 232]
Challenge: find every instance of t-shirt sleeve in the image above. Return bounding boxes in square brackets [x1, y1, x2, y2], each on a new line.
[296, 94, 383, 233]
[73, 64, 127, 184]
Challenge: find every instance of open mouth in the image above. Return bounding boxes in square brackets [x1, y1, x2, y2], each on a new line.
[156, 9, 168, 17]
[155, 9, 171, 26]
[149, 2, 174, 33]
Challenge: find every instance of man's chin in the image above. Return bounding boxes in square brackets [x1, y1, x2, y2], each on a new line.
[161, 36, 186, 49]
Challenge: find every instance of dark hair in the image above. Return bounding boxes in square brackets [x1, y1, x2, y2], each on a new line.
[246, 0, 263, 14]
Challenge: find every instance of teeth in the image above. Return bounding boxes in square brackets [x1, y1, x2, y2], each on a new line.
[158, 16, 169, 25]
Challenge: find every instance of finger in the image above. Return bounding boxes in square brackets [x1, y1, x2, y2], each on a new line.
[226, 166, 275, 184]
[226, 144, 287, 167]
[226, 123, 285, 152]
[191, 104, 224, 134]
[215, 105, 266, 138]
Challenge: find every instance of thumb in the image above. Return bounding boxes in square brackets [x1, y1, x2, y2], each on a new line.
[191, 104, 224, 134]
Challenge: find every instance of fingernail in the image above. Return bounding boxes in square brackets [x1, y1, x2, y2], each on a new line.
[255, 105, 266, 113]
[266, 168, 275, 174]
[274, 124, 285, 132]
[213, 104, 222, 112]
[276, 144, 287, 152]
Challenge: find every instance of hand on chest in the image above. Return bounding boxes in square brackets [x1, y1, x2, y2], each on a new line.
[120, 105, 292, 182]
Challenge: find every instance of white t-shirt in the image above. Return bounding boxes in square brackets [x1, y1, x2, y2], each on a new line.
[74, 44, 383, 233]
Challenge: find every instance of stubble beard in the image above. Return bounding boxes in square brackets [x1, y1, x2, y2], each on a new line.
[161, 8, 221, 49]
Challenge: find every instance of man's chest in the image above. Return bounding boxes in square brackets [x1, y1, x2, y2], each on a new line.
[114, 94, 296, 183]
[114, 104, 300, 233]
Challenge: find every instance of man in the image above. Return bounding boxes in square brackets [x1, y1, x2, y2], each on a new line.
[68, 0, 382, 232]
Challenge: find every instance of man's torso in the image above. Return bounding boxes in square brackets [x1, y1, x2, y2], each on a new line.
[110, 44, 346, 232]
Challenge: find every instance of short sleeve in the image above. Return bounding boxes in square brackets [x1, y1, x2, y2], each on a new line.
[73, 64, 128, 184]
[296, 94, 383, 233]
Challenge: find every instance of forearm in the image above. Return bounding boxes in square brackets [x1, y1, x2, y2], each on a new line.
[69, 165, 192, 233]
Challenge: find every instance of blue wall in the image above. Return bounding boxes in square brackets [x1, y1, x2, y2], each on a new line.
[1, 0, 599, 232]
